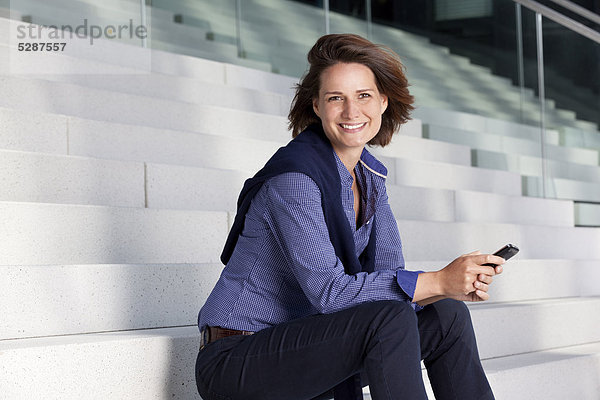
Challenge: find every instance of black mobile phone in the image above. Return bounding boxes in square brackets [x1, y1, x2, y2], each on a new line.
[483, 244, 519, 266]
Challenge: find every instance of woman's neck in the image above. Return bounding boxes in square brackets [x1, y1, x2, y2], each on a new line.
[333, 146, 363, 175]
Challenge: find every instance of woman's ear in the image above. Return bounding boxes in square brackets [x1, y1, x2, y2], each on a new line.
[381, 94, 388, 114]
[312, 98, 321, 117]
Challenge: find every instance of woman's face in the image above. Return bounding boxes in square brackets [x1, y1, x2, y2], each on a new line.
[312, 62, 388, 161]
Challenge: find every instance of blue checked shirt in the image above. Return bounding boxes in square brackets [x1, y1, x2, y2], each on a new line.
[198, 148, 422, 332]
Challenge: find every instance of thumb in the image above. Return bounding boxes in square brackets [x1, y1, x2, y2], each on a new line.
[465, 250, 481, 256]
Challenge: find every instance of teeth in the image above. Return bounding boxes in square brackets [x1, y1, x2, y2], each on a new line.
[341, 123, 366, 129]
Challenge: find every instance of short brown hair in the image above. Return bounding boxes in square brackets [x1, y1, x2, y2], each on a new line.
[288, 34, 414, 147]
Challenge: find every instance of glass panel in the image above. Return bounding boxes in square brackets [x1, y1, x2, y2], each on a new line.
[150, 0, 239, 65]
[540, 13, 600, 213]
[238, 0, 325, 77]
[328, 0, 369, 38]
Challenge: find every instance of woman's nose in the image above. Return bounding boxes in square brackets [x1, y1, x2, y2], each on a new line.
[342, 99, 360, 119]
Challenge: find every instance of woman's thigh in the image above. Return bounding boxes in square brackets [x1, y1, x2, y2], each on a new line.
[195, 300, 419, 400]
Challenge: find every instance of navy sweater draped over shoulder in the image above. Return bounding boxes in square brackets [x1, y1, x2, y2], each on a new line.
[221, 124, 377, 275]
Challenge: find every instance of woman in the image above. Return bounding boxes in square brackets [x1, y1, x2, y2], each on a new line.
[195, 34, 503, 400]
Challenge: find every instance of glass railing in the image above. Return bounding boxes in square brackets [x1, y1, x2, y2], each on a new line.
[2, 0, 598, 211]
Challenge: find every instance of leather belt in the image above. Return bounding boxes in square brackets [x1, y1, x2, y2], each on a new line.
[200, 326, 254, 350]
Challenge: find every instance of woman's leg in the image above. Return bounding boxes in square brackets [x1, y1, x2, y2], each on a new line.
[195, 300, 428, 400]
[418, 299, 494, 400]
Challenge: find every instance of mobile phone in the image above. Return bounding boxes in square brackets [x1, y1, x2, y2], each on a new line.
[483, 244, 519, 266]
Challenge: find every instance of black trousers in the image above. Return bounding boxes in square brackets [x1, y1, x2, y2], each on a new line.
[195, 299, 494, 400]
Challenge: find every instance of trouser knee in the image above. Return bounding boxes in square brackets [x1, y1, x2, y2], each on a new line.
[369, 300, 418, 336]
[433, 299, 475, 341]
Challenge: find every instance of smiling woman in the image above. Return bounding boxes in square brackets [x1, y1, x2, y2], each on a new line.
[194, 33, 502, 400]
[289, 33, 413, 148]
[312, 62, 388, 170]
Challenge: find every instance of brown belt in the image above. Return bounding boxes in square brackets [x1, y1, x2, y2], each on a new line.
[200, 326, 254, 350]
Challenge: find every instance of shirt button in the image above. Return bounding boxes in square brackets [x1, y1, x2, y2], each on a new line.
[366, 220, 370, 225]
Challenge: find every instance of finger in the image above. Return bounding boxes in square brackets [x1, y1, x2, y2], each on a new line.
[475, 289, 489, 301]
[470, 264, 497, 277]
[474, 280, 489, 292]
[495, 265, 503, 274]
[478, 274, 493, 284]
[476, 254, 506, 267]
[465, 250, 481, 256]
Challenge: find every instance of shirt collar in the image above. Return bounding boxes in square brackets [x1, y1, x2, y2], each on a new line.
[332, 147, 388, 184]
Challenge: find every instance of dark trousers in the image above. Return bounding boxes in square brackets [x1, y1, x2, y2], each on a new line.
[195, 299, 494, 400]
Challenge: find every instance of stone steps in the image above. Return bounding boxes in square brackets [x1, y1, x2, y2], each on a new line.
[2, 260, 599, 341]
[2, 305, 599, 399]
[2, 200, 598, 266]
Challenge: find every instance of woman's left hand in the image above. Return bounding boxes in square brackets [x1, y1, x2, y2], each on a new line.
[453, 266, 502, 302]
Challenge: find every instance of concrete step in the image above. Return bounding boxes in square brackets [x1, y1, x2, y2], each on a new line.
[3, 260, 598, 341]
[1, 141, 558, 225]
[0, 201, 227, 266]
[427, 124, 599, 166]
[3, 199, 596, 266]
[143, 161, 574, 227]
[0, 107, 283, 171]
[561, 126, 600, 150]
[2, 309, 599, 399]
[397, 219, 600, 261]
[34, 71, 289, 116]
[389, 158, 522, 196]
[0, 149, 145, 207]
[370, 133, 471, 167]
[0, 263, 222, 340]
[0, 75, 291, 141]
[146, 163, 249, 212]
[482, 342, 600, 400]
[0, 326, 202, 400]
[0, 104, 480, 172]
[388, 186, 574, 227]
[416, 106, 597, 141]
[368, 342, 600, 399]
[473, 149, 600, 182]
[523, 175, 600, 203]
[0, 107, 68, 154]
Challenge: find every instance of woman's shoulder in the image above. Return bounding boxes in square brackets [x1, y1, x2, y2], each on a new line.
[265, 172, 320, 197]
[258, 172, 322, 208]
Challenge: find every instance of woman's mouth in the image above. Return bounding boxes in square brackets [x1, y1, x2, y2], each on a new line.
[339, 122, 367, 131]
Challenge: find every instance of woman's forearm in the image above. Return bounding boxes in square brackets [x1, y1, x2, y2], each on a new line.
[413, 271, 446, 306]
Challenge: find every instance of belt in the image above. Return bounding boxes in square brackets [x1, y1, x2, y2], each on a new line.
[200, 326, 254, 350]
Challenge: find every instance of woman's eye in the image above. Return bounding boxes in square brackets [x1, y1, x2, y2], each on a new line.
[358, 93, 371, 99]
[327, 96, 342, 102]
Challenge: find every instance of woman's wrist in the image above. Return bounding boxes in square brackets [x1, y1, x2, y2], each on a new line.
[413, 271, 445, 304]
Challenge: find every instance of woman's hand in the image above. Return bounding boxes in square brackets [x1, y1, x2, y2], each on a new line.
[414, 251, 504, 305]
[437, 251, 504, 302]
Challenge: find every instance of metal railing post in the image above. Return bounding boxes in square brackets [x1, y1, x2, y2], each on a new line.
[515, 3, 525, 123]
[366, 0, 372, 39]
[535, 12, 549, 198]
[324, 0, 330, 34]
[235, 0, 244, 58]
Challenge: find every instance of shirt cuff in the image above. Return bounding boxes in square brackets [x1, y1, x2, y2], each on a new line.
[395, 269, 424, 311]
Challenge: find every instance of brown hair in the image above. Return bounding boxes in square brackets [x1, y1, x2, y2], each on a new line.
[288, 33, 414, 147]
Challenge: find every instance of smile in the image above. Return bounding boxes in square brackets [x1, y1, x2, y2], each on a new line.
[339, 122, 366, 130]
